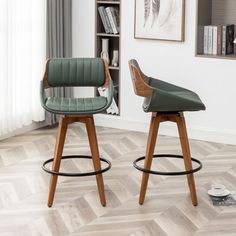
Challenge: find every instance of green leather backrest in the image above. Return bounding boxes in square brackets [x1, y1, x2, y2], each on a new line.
[48, 58, 106, 87]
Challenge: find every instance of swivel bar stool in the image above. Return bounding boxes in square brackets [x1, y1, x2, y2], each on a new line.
[128, 59, 206, 206]
[40, 58, 113, 207]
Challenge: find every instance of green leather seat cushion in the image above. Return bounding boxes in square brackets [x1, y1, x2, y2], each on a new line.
[143, 78, 206, 112]
[45, 96, 108, 114]
[40, 78, 114, 115]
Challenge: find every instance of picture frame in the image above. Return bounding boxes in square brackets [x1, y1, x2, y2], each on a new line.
[134, 0, 185, 42]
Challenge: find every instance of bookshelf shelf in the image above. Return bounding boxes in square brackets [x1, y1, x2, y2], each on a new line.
[196, 54, 236, 60]
[109, 66, 119, 70]
[196, 0, 236, 60]
[96, 33, 120, 37]
[97, 1, 120, 5]
[95, 0, 121, 116]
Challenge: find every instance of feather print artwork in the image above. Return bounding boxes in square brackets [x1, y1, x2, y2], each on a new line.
[151, 0, 160, 27]
[136, 0, 184, 41]
[158, 0, 174, 27]
[144, 0, 151, 27]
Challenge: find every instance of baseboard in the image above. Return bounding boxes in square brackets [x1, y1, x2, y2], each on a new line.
[0, 121, 46, 141]
[94, 114, 236, 145]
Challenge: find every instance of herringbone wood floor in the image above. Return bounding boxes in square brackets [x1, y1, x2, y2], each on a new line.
[0, 123, 236, 236]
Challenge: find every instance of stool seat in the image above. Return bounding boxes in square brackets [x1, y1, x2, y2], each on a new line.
[45, 96, 108, 115]
[143, 78, 206, 112]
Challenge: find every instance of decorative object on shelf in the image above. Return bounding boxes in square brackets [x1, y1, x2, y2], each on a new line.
[134, 0, 185, 41]
[101, 38, 110, 64]
[111, 50, 119, 67]
[234, 38, 236, 44]
[98, 87, 119, 115]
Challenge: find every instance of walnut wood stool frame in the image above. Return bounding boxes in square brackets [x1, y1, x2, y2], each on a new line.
[42, 115, 111, 207]
[136, 112, 202, 206]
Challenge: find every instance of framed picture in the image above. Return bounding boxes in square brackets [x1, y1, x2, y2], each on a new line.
[134, 0, 185, 41]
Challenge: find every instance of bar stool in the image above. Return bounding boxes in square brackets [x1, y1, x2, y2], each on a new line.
[128, 59, 206, 206]
[40, 58, 113, 207]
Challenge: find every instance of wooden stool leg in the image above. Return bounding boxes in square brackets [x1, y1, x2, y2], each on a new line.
[176, 113, 198, 206]
[48, 116, 68, 207]
[85, 116, 106, 207]
[139, 113, 161, 205]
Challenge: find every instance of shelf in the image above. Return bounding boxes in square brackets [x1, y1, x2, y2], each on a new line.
[97, 1, 120, 5]
[97, 33, 120, 38]
[196, 53, 236, 60]
[101, 112, 120, 116]
[109, 66, 119, 70]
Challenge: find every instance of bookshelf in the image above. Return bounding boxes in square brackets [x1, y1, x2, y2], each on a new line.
[95, 0, 121, 116]
[196, 0, 236, 60]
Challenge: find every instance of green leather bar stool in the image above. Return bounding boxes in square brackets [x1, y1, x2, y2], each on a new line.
[128, 59, 206, 206]
[40, 58, 113, 207]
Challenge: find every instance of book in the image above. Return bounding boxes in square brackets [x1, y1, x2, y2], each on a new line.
[103, 7, 113, 33]
[226, 24, 234, 54]
[217, 25, 222, 56]
[204, 26, 209, 54]
[208, 26, 213, 54]
[209, 192, 236, 206]
[98, 6, 110, 34]
[222, 25, 227, 55]
[106, 7, 118, 34]
[110, 7, 120, 33]
[212, 26, 217, 55]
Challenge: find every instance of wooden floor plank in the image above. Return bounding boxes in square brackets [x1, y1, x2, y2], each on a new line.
[0, 123, 236, 235]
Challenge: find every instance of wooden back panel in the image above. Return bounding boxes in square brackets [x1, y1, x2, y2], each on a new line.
[128, 59, 152, 97]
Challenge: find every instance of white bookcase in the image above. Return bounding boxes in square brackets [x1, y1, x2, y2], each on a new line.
[95, 0, 121, 115]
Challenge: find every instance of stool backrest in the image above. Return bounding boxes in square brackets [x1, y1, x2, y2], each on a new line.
[128, 59, 152, 97]
[44, 58, 106, 87]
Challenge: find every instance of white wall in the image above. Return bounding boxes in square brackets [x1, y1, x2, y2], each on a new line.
[72, 0, 236, 145]
[72, 0, 95, 97]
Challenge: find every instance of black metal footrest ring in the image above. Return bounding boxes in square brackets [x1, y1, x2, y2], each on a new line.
[42, 155, 111, 177]
[133, 154, 202, 176]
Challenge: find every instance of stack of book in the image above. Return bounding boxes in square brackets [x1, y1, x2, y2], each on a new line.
[203, 25, 234, 56]
[98, 6, 119, 34]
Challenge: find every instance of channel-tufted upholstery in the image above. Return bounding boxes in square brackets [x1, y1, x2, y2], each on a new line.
[48, 58, 106, 87]
[129, 59, 205, 113]
[40, 58, 113, 115]
[143, 78, 206, 112]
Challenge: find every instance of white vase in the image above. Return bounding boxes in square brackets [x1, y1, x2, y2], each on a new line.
[112, 50, 119, 67]
[101, 38, 110, 65]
